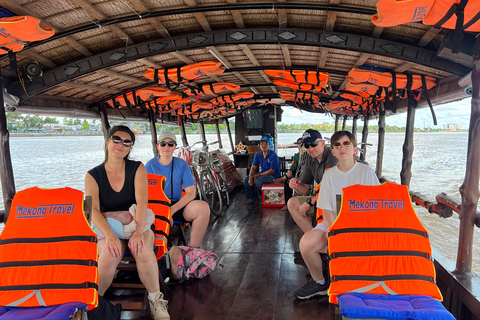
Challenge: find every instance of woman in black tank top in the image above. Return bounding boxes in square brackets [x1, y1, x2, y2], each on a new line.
[85, 126, 169, 319]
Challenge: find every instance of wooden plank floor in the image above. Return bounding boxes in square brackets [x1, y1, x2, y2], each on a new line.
[166, 188, 336, 320]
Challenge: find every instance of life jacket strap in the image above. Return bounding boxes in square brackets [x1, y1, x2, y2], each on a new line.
[350, 281, 398, 295]
[155, 229, 169, 238]
[329, 250, 431, 260]
[0, 235, 97, 245]
[149, 200, 170, 206]
[6, 289, 46, 307]
[0, 282, 99, 292]
[0, 259, 98, 268]
[328, 227, 428, 238]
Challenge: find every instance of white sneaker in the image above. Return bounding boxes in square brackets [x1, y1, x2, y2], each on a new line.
[148, 292, 170, 320]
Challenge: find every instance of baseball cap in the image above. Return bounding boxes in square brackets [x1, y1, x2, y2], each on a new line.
[157, 131, 177, 143]
[301, 129, 322, 144]
[260, 136, 270, 143]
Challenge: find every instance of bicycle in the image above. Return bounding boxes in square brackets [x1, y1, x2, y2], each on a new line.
[176, 140, 206, 201]
[205, 141, 230, 207]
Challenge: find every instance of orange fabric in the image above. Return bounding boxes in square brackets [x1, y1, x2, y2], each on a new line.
[327, 182, 442, 304]
[107, 87, 171, 108]
[184, 82, 241, 97]
[192, 102, 215, 110]
[0, 16, 55, 54]
[147, 174, 171, 258]
[372, 0, 480, 32]
[345, 82, 385, 99]
[347, 69, 436, 90]
[143, 62, 225, 84]
[265, 70, 329, 87]
[273, 79, 329, 92]
[0, 187, 98, 309]
[315, 183, 323, 226]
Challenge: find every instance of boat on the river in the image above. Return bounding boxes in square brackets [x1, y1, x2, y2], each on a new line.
[0, 1, 480, 319]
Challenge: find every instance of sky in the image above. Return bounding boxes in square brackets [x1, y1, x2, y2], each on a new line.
[280, 97, 473, 129]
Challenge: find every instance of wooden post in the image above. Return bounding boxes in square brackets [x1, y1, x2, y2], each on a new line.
[334, 115, 339, 132]
[149, 108, 158, 157]
[376, 103, 386, 179]
[456, 54, 480, 273]
[226, 118, 235, 153]
[215, 120, 223, 149]
[0, 79, 15, 219]
[99, 104, 111, 141]
[352, 116, 358, 137]
[179, 117, 188, 147]
[360, 117, 369, 162]
[400, 99, 416, 187]
[199, 120, 207, 149]
[342, 115, 347, 130]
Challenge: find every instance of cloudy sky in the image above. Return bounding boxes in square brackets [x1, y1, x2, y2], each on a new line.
[281, 97, 473, 129]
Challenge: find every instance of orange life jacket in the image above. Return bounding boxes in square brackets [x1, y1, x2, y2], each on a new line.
[273, 79, 330, 93]
[347, 69, 436, 90]
[372, 0, 480, 32]
[0, 16, 55, 54]
[184, 82, 241, 97]
[192, 102, 215, 110]
[146, 174, 171, 259]
[327, 182, 442, 304]
[107, 87, 171, 108]
[345, 81, 386, 99]
[315, 183, 323, 226]
[143, 62, 225, 85]
[210, 92, 254, 106]
[0, 187, 98, 308]
[265, 70, 329, 87]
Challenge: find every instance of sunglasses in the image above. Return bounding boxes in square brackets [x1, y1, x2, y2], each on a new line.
[159, 141, 176, 147]
[303, 141, 319, 149]
[111, 135, 134, 147]
[332, 141, 353, 149]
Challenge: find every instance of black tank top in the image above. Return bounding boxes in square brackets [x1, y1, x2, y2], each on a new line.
[88, 159, 141, 213]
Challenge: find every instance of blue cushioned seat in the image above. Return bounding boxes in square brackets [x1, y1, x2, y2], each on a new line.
[338, 293, 456, 320]
[0, 302, 86, 320]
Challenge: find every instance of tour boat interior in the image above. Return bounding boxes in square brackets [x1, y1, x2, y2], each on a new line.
[1, 0, 480, 319]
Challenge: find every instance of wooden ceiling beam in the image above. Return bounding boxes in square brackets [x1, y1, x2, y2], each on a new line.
[281, 44, 292, 67]
[184, 0, 212, 32]
[20, 51, 57, 69]
[318, 48, 330, 69]
[372, 26, 383, 38]
[128, 0, 171, 37]
[325, 11, 336, 32]
[171, 51, 195, 64]
[226, 0, 245, 28]
[62, 37, 93, 57]
[62, 82, 118, 94]
[137, 58, 163, 69]
[98, 69, 147, 84]
[395, 62, 416, 73]
[418, 26, 441, 47]
[277, 0, 288, 28]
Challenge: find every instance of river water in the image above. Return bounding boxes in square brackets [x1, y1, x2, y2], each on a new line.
[0, 132, 478, 274]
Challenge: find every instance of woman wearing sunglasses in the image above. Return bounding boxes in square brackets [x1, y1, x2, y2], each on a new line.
[85, 125, 169, 320]
[293, 130, 379, 300]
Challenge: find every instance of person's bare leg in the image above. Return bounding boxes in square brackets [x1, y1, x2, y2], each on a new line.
[287, 197, 314, 233]
[97, 239, 127, 295]
[183, 200, 210, 247]
[299, 229, 328, 281]
[133, 230, 160, 293]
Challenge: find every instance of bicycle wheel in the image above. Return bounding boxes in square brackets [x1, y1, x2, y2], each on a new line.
[191, 168, 205, 201]
[199, 169, 223, 216]
[214, 166, 230, 206]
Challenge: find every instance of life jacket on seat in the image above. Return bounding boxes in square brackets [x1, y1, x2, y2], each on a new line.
[0, 187, 98, 309]
[147, 174, 172, 259]
[372, 0, 480, 32]
[327, 182, 442, 304]
[315, 183, 323, 226]
[0, 16, 55, 54]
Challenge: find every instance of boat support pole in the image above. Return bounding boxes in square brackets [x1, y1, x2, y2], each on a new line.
[215, 120, 223, 149]
[376, 102, 386, 179]
[400, 98, 415, 187]
[334, 115, 339, 132]
[0, 81, 15, 219]
[342, 115, 347, 130]
[352, 116, 358, 137]
[456, 54, 480, 273]
[179, 117, 188, 147]
[226, 118, 235, 154]
[360, 117, 369, 162]
[99, 104, 111, 141]
[199, 120, 207, 149]
[149, 108, 158, 156]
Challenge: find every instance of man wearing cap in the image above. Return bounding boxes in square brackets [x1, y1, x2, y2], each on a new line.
[145, 132, 210, 248]
[287, 129, 338, 251]
[243, 135, 281, 205]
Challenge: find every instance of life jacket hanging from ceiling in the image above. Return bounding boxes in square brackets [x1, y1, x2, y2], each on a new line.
[0, 16, 55, 54]
[143, 62, 226, 87]
[107, 87, 171, 108]
[273, 79, 332, 95]
[327, 182, 443, 304]
[265, 69, 330, 87]
[146, 174, 172, 259]
[184, 82, 241, 97]
[0, 187, 98, 309]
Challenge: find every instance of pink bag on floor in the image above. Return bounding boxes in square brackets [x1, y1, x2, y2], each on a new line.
[169, 246, 222, 282]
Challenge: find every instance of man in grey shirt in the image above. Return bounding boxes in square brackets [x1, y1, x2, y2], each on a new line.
[287, 129, 338, 256]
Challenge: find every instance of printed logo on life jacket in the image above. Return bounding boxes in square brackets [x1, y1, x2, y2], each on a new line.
[348, 199, 404, 212]
[15, 204, 75, 219]
[148, 179, 159, 186]
[412, 6, 428, 22]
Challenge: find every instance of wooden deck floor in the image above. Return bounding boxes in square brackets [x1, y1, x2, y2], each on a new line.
[166, 188, 336, 320]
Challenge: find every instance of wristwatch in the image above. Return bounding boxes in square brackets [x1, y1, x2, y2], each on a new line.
[306, 197, 314, 207]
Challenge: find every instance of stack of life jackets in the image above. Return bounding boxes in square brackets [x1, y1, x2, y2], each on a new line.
[327, 182, 443, 304]
[143, 62, 226, 87]
[0, 16, 55, 54]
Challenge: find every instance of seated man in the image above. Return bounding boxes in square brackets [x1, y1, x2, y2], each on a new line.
[293, 130, 380, 300]
[145, 132, 210, 248]
[274, 137, 303, 210]
[287, 129, 338, 245]
[243, 135, 281, 204]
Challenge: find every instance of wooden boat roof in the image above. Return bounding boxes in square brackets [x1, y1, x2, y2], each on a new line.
[1, 0, 473, 122]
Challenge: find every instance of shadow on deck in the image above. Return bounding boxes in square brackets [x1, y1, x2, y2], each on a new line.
[166, 188, 336, 320]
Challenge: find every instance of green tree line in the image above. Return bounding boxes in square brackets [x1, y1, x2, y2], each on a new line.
[6, 114, 95, 132]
